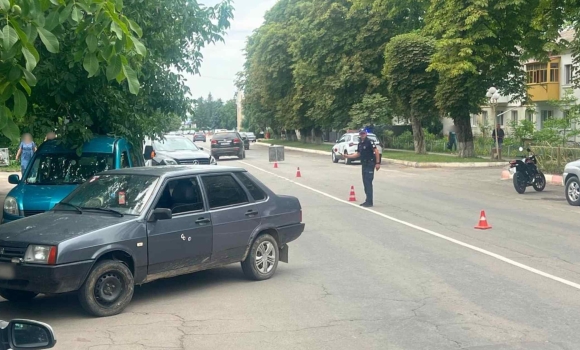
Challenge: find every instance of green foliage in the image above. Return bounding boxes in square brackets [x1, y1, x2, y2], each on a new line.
[22, 0, 233, 150]
[509, 119, 536, 144]
[348, 93, 391, 128]
[193, 94, 237, 130]
[0, 0, 148, 141]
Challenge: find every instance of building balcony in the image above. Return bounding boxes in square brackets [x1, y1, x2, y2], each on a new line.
[527, 83, 560, 102]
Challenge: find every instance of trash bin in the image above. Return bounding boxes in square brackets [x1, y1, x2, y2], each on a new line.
[269, 145, 285, 162]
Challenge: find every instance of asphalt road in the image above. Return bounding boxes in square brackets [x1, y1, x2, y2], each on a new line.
[1, 141, 580, 349]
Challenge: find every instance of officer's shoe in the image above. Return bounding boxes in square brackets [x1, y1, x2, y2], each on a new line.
[360, 202, 373, 208]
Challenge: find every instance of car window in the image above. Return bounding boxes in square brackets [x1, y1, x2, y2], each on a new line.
[25, 153, 114, 185]
[121, 151, 130, 168]
[338, 135, 346, 143]
[60, 174, 159, 215]
[355, 135, 378, 143]
[235, 172, 267, 201]
[212, 133, 239, 140]
[202, 174, 249, 209]
[155, 177, 204, 215]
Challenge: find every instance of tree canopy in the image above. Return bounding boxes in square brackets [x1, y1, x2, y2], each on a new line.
[2, 0, 234, 149]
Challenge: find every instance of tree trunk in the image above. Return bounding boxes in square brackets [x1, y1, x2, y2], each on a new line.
[411, 116, 426, 154]
[313, 127, 323, 144]
[454, 115, 475, 158]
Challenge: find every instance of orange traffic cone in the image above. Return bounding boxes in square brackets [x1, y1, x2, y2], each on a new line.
[273, 162, 278, 168]
[296, 167, 301, 178]
[348, 186, 357, 202]
[474, 210, 492, 230]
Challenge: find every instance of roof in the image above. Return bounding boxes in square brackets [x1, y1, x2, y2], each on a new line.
[37, 135, 123, 154]
[99, 165, 246, 177]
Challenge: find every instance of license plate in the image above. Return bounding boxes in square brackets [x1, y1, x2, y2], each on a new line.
[220, 141, 230, 145]
[0, 264, 15, 279]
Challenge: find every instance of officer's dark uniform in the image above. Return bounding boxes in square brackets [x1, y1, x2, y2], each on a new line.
[357, 136, 377, 205]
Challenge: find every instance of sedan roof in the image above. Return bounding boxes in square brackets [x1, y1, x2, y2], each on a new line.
[98, 165, 246, 178]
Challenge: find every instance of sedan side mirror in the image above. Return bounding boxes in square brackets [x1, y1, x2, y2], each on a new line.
[7, 319, 56, 349]
[149, 208, 172, 221]
[8, 174, 20, 184]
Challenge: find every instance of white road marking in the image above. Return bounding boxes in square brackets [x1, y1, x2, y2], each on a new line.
[240, 160, 580, 291]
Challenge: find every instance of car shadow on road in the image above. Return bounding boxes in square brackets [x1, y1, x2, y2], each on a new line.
[0, 265, 257, 321]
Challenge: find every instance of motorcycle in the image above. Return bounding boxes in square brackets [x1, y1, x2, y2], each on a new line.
[0, 319, 56, 350]
[509, 147, 546, 194]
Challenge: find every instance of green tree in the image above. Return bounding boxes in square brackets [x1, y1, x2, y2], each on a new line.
[219, 99, 237, 130]
[348, 93, 390, 129]
[25, 0, 233, 149]
[0, 0, 146, 142]
[424, 0, 550, 157]
[383, 33, 438, 154]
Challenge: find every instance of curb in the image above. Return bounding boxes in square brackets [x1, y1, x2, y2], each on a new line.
[500, 169, 564, 186]
[257, 141, 506, 168]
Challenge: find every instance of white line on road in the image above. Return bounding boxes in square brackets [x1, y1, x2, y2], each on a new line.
[240, 160, 580, 291]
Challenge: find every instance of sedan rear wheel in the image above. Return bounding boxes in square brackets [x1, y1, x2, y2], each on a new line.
[241, 234, 279, 281]
[78, 260, 134, 317]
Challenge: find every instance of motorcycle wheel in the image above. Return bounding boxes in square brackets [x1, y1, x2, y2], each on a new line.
[533, 171, 546, 192]
[513, 172, 527, 194]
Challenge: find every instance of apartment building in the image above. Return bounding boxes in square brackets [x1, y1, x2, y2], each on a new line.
[236, 90, 245, 131]
[442, 30, 579, 138]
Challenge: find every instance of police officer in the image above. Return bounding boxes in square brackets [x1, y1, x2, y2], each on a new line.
[344, 129, 381, 207]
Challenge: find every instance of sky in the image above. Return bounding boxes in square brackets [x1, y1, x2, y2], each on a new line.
[183, 0, 278, 101]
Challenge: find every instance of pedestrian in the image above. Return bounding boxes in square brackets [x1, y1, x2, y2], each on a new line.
[344, 129, 381, 207]
[44, 131, 56, 141]
[447, 128, 457, 151]
[492, 123, 505, 160]
[15, 133, 37, 176]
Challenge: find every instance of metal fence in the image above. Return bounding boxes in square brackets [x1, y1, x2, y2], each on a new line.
[387, 135, 580, 173]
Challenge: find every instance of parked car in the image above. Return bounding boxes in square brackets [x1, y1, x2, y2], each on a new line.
[564, 160, 580, 205]
[0, 166, 304, 317]
[239, 132, 250, 150]
[0, 319, 56, 350]
[3, 136, 144, 224]
[144, 135, 216, 166]
[193, 132, 207, 142]
[331, 132, 383, 165]
[211, 132, 246, 159]
[246, 132, 257, 142]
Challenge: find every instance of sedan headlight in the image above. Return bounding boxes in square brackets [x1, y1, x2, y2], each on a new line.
[3, 196, 19, 216]
[163, 158, 178, 165]
[24, 245, 57, 265]
[210, 156, 217, 165]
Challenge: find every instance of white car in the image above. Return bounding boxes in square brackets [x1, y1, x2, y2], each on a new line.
[331, 132, 383, 164]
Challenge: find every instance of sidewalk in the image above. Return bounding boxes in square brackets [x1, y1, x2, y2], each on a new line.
[255, 141, 506, 168]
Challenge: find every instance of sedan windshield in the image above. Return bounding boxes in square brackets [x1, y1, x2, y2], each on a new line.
[59, 174, 159, 215]
[25, 153, 114, 185]
[154, 138, 199, 152]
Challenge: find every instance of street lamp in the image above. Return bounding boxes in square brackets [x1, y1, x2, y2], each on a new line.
[486, 87, 501, 160]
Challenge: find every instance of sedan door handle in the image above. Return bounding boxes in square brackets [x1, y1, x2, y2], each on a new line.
[195, 217, 211, 224]
[245, 210, 259, 217]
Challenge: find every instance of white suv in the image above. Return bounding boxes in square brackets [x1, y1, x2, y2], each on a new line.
[331, 132, 383, 164]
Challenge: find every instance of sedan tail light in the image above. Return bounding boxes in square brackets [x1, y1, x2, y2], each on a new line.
[233, 138, 241, 143]
[211, 140, 218, 145]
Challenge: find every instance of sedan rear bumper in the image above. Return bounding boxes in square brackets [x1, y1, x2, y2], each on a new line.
[278, 223, 305, 245]
[212, 147, 241, 156]
[0, 260, 93, 294]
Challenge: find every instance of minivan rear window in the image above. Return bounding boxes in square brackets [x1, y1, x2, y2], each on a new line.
[212, 133, 238, 140]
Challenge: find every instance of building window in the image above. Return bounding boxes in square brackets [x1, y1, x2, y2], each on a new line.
[482, 111, 488, 124]
[526, 63, 548, 83]
[511, 111, 518, 124]
[527, 111, 534, 122]
[565, 64, 574, 85]
[541, 110, 553, 127]
[496, 110, 504, 125]
[470, 115, 477, 127]
[550, 63, 559, 82]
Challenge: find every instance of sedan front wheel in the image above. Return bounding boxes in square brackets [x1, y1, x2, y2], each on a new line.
[78, 260, 134, 317]
[241, 234, 279, 281]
